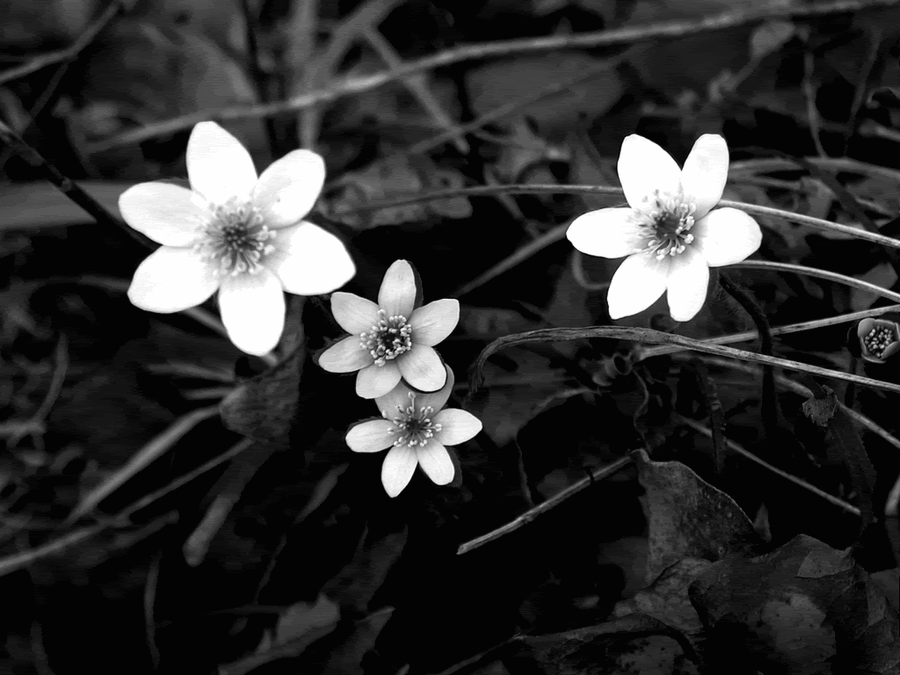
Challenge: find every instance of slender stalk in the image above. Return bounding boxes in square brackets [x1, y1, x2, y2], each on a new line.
[719, 274, 780, 445]
[639, 305, 900, 359]
[0, 120, 153, 249]
[730, 259, 900, 304]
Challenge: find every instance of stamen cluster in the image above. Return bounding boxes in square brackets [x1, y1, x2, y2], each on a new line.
[634, 190, 697, 259]
[861, 322, 898, 359]
[360, 310, 413, 366]
[194, 200, 276, 276]
[385, 392, 442, 447]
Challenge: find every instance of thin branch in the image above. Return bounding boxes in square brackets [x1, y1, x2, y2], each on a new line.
[83, 0, 900, 151]
[730, 259, 900, 304]
[345, 183, 900, 252]
[676, 414, 861, 516]
[0, 0, 133, 86]
[404, 48, 641, 156]
[0, 439, 253, 579]
[457, 456, 633, 554]
[66, 405, 222, 523]
[238, 0, 279, 158]
[364, 27, 468, 153]
[0, 120, 153, 249]
[639, 305, 900, 359]
[675, 354, 900, 456]
[469, 326, 900, 399]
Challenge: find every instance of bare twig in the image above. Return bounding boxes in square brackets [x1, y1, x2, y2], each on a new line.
[674, 354, 900, 456]
[675, 414, 861, 516]
[364, 26, 469, 153]
[639, 304, 900, 359]
[0, 0, 134, 86]
[66, 405, 221, 523]
[457, 456, 633, 554]
[298, 0, 405, 148]
[238, 0, 279, 158]
[404, 49, 642, 156]
[731, 259, 900, 304]
[346, 183, 900, 252]
[469, 326, 900, 399]
[85, 0, 900, 151]
[0, 120, 153, 249]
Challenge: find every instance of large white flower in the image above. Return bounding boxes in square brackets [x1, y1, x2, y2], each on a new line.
[119, 121, 356, 356]
[317, 259, 459, 399]
[345, 366, 482, 497]
[567, 134, 762, 322]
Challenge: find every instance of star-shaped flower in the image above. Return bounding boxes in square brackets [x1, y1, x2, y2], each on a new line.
[345, 366, 482, 497]
[317, 259, 459, 398]
[119, 121, 356, 356]
[567, 134, 762, 322]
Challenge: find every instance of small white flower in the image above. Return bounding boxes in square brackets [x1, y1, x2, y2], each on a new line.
[317, 259, 459, 399]
[345, 366, 482, 497]
[119, 121, 356, 356]
[567, 134, 762, 322]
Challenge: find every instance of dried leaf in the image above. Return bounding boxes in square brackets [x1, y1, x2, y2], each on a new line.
[219, 344, 304, 450]
[690, 534, 900, 674]
[631, 449, 762, 584]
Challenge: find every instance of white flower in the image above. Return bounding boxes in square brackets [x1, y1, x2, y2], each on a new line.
[317, 259, 459, 399]
[119, 121, 356, 356]
[345, 366, 481, 497]
[567, 134, 762, 322]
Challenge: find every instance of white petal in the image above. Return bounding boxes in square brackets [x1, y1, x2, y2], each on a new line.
[409, 299, 459, 347]
[128, 246, 219, 313]
[118, 182, 208, 246]
[375, 379, 416, 419]
[378, 260, 416, 318]
[414, 365, 454, 413]
[218, 269, 285, 356]
[617, 135, 682, 211]
[345, 419, 396, 453]
[381, 445, 417, 497]
[692, 208, 762, 267]
[680, 134, 729, 219]
[416, 441, 454, 486]
[186, 122, 258, 205]
[397, 344, 445, 392]
[567, 208, 644, 259]
[665, 248, 710, 322]
[605, 252, 670, 320]
[331, 292, 379, 334]
[253, 149, 326, 228]
[357, 362, 402, 399]
[433, 409, 482, 446]
[265, 221, 355, 295]
[318, 335, 372, 373]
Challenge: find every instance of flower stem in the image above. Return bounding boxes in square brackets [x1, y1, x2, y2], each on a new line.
[719, 273, 781, 443]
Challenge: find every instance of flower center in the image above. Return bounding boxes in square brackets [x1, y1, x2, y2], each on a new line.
[862, 324, 897, 359]
[359, 310, 413, 366]
[384, 392, 442, 447]
[635, 190, 697, 260]
[194, 199, 276, 276]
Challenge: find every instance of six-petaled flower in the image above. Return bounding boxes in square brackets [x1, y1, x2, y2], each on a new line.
[317, 259, 459, 398]
[566, 134, 762, 322]
[119, 121, 356, 356]
[345, 366, 482, 497]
